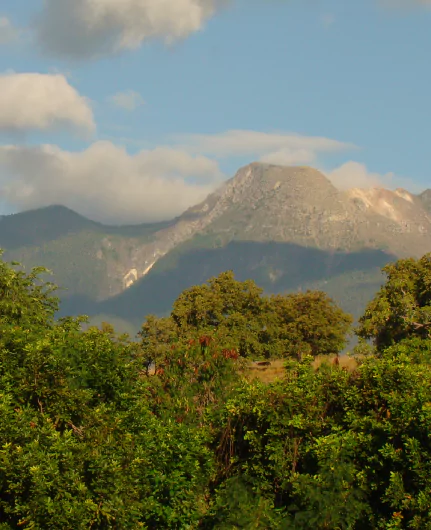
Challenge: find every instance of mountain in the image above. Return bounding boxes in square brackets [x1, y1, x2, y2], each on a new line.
[419, 189, 431, 213]
[172, 163, 431, 256]
[0, 205, 175, 302]
[1, 163, 430, 332]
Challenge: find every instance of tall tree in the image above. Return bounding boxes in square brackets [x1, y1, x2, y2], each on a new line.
[357, 253, 431, 351]
[268, 290, 353, 358]
[170, 270, 268, 357]
[141, 271, 352, 359]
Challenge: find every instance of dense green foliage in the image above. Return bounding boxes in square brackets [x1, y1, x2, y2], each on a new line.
[0, 260, 219, 528]
[357, 253, 431, 351]
[1, 253, 431, 528]
[205, 348, 431, 528]
[140, 271, 352, 363]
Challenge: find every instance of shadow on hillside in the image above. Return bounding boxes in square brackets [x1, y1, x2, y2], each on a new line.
[58, 241, 395, 327]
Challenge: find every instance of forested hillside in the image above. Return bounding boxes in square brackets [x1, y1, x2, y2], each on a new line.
[1, 251, 431, 528]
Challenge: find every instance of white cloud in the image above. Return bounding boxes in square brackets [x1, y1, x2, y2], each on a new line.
[325, 161, 421, 192]
[0, 141, 223, 224]
[178, 129, 356, 164]
[0, 73, 95, 135]
[107, 90, 145, 111]
[34, 0, 226, 59]
[0, 16, 19, 45]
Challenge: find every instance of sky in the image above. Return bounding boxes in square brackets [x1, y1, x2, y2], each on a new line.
[0, 0, 430, 224]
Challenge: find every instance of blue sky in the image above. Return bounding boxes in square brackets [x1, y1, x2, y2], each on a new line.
[0, 0, 430, 223]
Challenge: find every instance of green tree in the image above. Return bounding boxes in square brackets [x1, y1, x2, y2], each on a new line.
[208, 347, 431, 529]
[0, 255, 214, 528]
[171, 270, 268, 357]
[141, 271, 352, 360]
[0, 250, 58, 328]
[268, 290, 353, 358]
[357, 253, 431, 351]
[139, 313, 178, 371]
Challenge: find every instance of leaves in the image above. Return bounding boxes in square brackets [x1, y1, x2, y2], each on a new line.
[141, 271, 353, 360]
[357, 253, 431, 350]
[1, 252, 431, 528]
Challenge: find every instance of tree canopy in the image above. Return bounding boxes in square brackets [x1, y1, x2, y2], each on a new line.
[141, 270, 352, 362]
[1, 253, 431, 528]
[357, 253, 431, 351]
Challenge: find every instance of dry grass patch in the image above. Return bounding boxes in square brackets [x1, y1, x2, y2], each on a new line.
[313, 354, 358, 371]
[247, 359, 286, 384]
[246, 355, 358, 384]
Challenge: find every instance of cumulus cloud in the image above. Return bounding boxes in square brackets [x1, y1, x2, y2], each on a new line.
[325, 161, 421, 192]
[107, 89, 145, 111]
[0, 16, 19, 45]
[0, 141, 223, 224]
[0, 72, 95, 135]
[34, 0, 225, 59]
[178, 129, 356, 164]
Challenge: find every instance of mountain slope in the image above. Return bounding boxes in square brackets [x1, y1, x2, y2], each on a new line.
[84, 242, 394, 327]
[0, 205, 98, 249]
[0, 205, 175, 300]
[174, 163, 431, 256]
[419, 189, 431, 213]
[1, 162, 430, 331]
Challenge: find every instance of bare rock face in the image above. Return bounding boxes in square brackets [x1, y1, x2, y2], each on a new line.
[104, 163, 431, 288]
[107, 163, 431, 292]
[5, 163, 429, 302]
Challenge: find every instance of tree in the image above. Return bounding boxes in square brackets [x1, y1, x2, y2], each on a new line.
[0, 250, 58, 328]
[0, 255, 214, 528]
[357, 253, 431, 351]
[171, 270, 268, 357]
[268, 291, 353, 358]
[3, 252, 431, 528]
[142, 271, 352, 360]
[208, 348, 431, 529]
[139, 314, 178, 371]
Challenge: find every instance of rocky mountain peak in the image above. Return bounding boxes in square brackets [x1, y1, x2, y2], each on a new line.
[345, 186, 429, 227]
[3, 163, 430, 300]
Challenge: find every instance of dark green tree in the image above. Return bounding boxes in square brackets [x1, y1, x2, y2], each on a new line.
[268, 290, 353, 358]
[171, 270, 268, 357]
[141, 271, 352, 360]
[357, 253, 431, 351]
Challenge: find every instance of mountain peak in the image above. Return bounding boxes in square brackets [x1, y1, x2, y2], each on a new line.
[0, 204, 98, 250]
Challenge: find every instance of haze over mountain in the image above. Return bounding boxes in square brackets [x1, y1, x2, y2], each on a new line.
[1, 162, 430, 332]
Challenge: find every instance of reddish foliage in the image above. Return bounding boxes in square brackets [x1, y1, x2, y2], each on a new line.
[199, 336, 211, 347]
[222, 348, 239, 360]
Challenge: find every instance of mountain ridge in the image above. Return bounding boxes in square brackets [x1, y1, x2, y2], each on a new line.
[1, 162, 430, 331]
